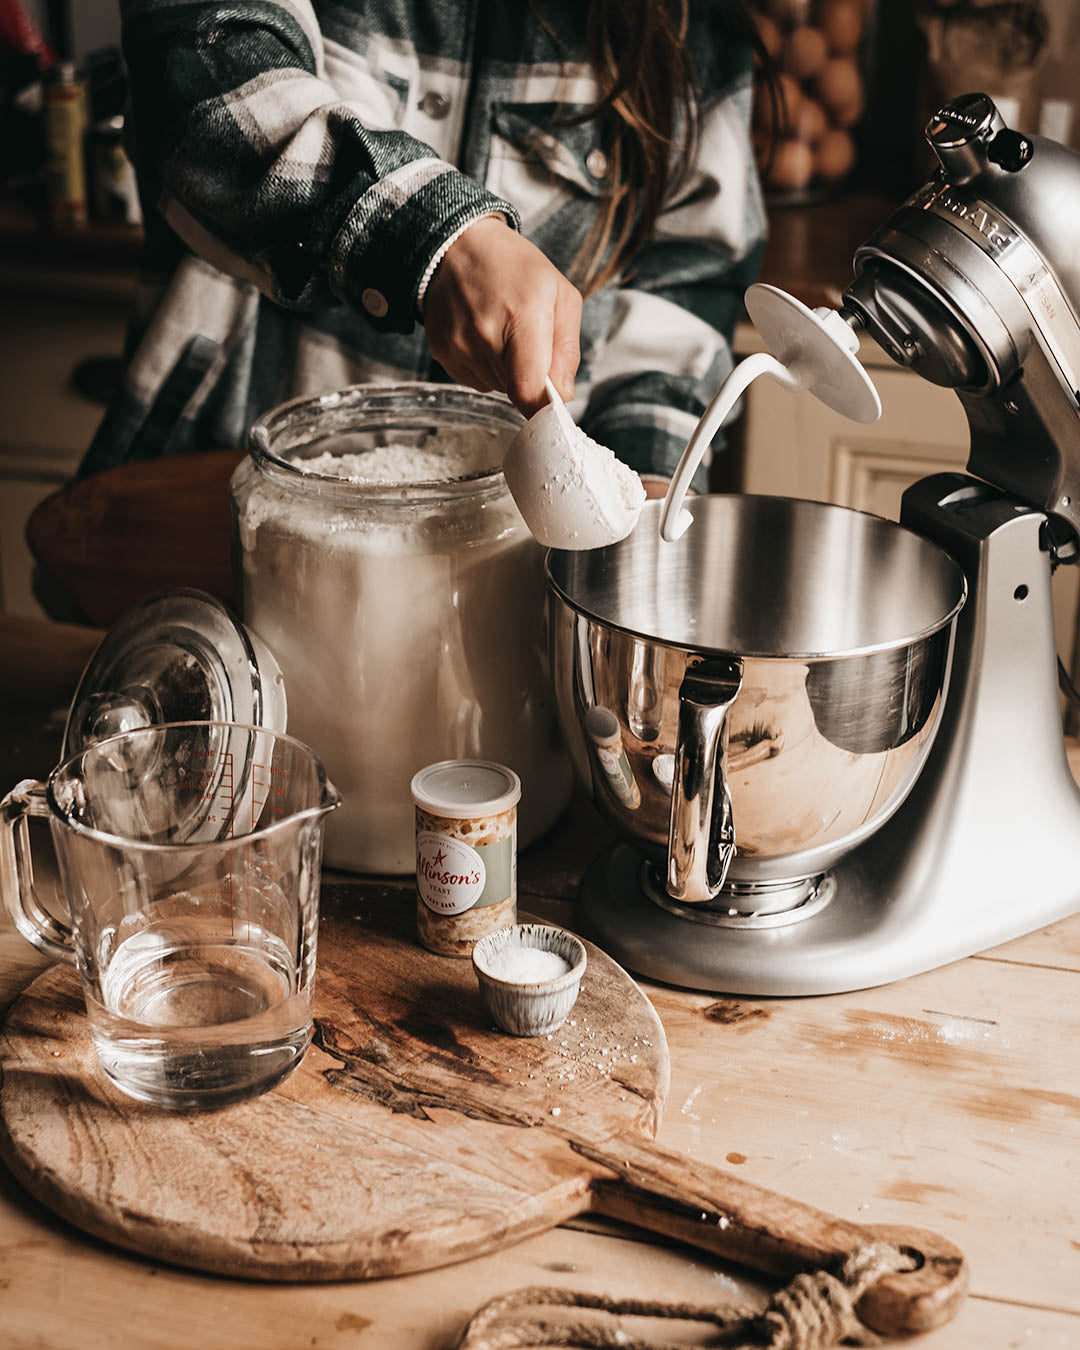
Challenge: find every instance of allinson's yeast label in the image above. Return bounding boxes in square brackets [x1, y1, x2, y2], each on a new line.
[411, 760, 521, 957]
[417, 832, 489, 914]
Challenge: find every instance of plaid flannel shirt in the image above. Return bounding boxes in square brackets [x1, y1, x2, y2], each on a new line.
[81, 0, 766, 481]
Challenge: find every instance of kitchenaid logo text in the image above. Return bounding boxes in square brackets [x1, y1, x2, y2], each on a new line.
[416, 832, 486, 914]
[918, 185, 1015, 252]
[930, 106, 984, 132]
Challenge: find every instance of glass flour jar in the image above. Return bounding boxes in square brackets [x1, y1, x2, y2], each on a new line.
[230, 384, 572, 874]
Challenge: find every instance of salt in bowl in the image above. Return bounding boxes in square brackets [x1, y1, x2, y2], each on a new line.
[472, 923, 587, 1037]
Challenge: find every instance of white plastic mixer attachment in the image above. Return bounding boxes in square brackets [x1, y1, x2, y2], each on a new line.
[659, 282, 883, 542]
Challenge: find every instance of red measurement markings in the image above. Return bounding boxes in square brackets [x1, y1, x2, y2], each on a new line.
[249, 761, 290, 832]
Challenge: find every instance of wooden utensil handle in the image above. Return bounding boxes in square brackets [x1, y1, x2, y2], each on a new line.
[580, 1135, 967, 1338]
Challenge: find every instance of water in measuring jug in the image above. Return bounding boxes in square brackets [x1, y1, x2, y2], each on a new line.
[4, 722, 340, 1110]
[86, 901, 311, 1108]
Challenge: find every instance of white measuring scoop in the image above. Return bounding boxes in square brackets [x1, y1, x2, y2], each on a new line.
[659, 282, 883, 542]
[502, 377, 647, 549]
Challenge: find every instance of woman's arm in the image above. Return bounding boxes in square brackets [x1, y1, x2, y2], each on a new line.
[121, 0, 519, 334]
[421, 216, 583, 417]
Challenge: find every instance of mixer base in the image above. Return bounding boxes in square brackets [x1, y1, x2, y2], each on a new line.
[579, 829, 1080, 996]
[580, 843, 867, 994]
[639, 863, 836, 929]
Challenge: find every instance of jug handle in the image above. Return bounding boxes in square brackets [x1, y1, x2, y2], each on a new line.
[1, 780, 75, 964]
[667, 658, 742, 903]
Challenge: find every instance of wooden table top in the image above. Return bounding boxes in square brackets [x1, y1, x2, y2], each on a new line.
[1, 617, 1078, 1349]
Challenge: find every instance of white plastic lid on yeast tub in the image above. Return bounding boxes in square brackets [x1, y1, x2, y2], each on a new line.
[410, 760, 522, 820]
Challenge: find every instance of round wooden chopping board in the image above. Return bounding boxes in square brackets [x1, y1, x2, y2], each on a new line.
[0, 884, 669, 1280]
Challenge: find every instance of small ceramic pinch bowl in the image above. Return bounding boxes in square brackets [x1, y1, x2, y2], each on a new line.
[472, 923, 587, 1037]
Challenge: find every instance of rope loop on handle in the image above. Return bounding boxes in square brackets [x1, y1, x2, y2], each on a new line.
[754, 1243, 913, 1349]
[455, 1243, 915, 1350]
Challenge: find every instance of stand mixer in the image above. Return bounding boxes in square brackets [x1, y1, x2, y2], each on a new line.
[549, 93, 1080, 994]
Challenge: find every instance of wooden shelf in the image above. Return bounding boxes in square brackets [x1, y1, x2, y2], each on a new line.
[759, 189, 904, 311]
[0, 193, 141, 303]
[0, 194, 142, 268]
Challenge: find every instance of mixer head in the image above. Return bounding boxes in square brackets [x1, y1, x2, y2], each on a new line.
[839, 92, 1080, 552]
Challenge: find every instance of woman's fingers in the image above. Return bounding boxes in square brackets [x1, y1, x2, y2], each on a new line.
[428, 340, 500, 396]
[502, 274, 583, 414]
[500, 295, 556, 416]
[549, 279, 583, 404]
[422, 217, 582, 417]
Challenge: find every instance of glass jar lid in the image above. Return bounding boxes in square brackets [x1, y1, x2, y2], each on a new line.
[63, 588, 287, 757]
[61, 590, 289, 846]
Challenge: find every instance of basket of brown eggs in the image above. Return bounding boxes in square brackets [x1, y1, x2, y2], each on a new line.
[751, 0, 873, 201]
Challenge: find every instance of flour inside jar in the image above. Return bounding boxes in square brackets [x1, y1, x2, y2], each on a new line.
[294, 426, 505, 484]
[232, 405, 573, 876]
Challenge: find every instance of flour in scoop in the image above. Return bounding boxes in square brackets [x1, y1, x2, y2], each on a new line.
[486, 946, 572, 983]
[502, 404, 646, 549]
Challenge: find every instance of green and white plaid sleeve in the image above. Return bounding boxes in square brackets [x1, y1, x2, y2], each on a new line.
[120, 0, 520, 334]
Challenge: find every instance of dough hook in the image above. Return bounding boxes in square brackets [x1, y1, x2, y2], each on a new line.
[659, 282, 882, 542]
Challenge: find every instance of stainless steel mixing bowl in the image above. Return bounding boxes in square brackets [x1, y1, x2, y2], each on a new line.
[547, 496, 967, 910]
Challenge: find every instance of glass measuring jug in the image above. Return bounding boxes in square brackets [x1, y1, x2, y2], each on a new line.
[1, 722, 340, 1110]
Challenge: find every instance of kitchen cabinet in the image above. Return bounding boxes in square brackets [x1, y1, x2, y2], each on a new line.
[734, 324, 970, 513]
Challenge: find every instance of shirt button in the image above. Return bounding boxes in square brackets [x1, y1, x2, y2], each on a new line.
[361, 288, 389, 318]
[418, 91, 451, 119]
[586, 148, 608, 179]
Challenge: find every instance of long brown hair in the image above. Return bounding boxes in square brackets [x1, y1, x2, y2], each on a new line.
[541, 0, 769, 296]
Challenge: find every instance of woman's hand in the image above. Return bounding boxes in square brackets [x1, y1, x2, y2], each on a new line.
[422, 216, 582, 417]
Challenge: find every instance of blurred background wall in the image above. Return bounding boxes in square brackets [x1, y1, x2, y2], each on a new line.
[20, 0, 120, 65]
